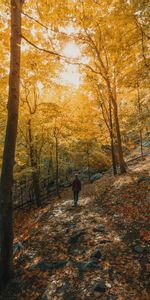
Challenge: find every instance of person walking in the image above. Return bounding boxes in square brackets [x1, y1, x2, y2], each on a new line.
[72, 174, 81, 207]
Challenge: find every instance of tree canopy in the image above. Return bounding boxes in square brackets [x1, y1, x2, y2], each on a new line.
[0, 0, 149, 285]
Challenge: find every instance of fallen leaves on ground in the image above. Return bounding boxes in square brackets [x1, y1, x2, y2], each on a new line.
[0, 157, 149, 300]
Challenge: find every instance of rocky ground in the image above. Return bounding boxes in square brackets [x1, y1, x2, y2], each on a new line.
[0, 157, 150, 300]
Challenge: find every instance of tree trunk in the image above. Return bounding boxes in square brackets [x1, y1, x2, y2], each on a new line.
[86, 143, 91, 181]
[55, 137, 60, 197]
[146, 126, 149, 140]
[112, 101, 126, 174]
[106, 79, 126, 174]
[140, 129, 144, 159]
[0, 0, 23, 285]
[48, 147, 54, 181]
[109, 100, 117, 175]
[110, 132, 117, 175]
[28, 119, 41, 207]
[137, 84, 144, 160]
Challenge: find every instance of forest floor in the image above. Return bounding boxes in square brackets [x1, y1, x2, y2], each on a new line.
[0, 156, 150, 300]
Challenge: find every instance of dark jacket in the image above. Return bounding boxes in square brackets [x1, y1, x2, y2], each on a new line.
[72, 178, 81, 192]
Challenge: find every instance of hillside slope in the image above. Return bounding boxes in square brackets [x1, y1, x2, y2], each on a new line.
[1, 157, 150, 300]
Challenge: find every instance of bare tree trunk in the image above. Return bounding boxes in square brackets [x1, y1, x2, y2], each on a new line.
[106, 79, 126, 174]
[28, 119, 41, 207]
[137, 84, 144, 160]
[110, 133, 117, 175]
[55, 137, 60, 197]
[0, 0, 23, 285]
[97, 90, 117, 175]
[140, 129, 144, 159]
[109, 100, 117, 175]
[86, 143, 91, 181]
[112, 101, 126, 174]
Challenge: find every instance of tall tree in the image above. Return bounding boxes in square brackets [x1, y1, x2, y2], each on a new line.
[0, 0, 24, 284]
[71, 0, 127, 173]
[22, 82, 42, 207]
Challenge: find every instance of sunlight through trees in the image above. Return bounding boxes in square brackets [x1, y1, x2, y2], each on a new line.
[0, 0, 149, 286]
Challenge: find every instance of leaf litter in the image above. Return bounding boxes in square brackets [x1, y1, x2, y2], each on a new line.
[0, 157, 150, 300]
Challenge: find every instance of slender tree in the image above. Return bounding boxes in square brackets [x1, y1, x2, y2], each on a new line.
[0, 0, 24, 284]
[136, 82, 144, 159]
[97, 89, 117, 175]
[23, 83, 42, 207]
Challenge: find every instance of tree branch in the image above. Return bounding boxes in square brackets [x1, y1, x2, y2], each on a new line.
[22, 11, 71, 37]
[22, 34, 101, 75]
[22, 34, 61, 57]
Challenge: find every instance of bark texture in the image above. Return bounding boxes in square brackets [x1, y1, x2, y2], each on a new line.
[106, 79, 126, 174]
[0, 0, 23, 284]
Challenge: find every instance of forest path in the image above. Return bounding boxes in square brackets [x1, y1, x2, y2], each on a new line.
[1, 156, 150, 300]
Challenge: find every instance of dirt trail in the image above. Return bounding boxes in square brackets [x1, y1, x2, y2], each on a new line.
[0, 157, 150, 300]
